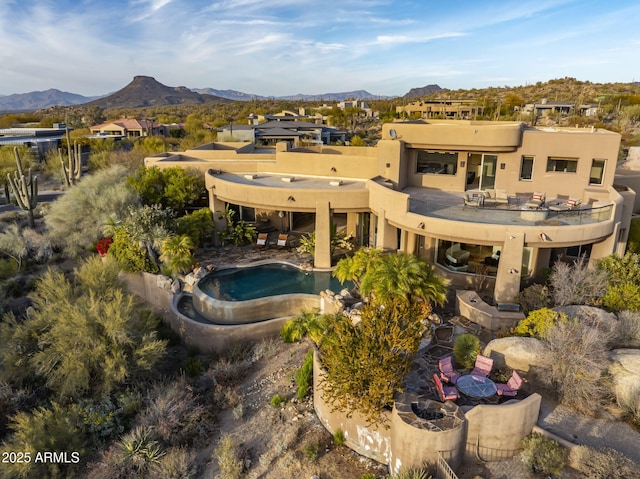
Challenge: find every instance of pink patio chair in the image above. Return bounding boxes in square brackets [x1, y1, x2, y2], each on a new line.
[496, 370, 523, 397]
[433, 373, 459, 401]
[438, 355, 460, 385]
[471, 354, 494, 377]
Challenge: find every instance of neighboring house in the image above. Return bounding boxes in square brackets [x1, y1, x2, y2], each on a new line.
[0, 124, 68, 160]
[520, 99, 575, 117]
[337, 99, 375, 117]
[145, 119, 633, 306]
[252, 120, 346, 147]
[90, 119, 161, 138]
[396, 100, 483, 119]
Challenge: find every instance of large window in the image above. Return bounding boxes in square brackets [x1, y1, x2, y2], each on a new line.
[589, 159, 606, 185]
[416, 151, 458, 175]
[546, 157, 578, 173]
[520, 156, 534, 180]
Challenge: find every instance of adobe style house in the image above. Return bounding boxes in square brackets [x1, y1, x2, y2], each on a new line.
[90, 118, 161, 138]
[145, 120, 634, 306]
[396, 100, 484, 120]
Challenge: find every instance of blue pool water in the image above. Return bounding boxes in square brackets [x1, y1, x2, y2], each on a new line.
[197, 263, 352, 301]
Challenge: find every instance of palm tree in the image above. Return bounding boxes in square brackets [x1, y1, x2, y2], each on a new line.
[160, 234, 195, 276]
[333, 247, 383, 288]
[361, 252, 447, 306]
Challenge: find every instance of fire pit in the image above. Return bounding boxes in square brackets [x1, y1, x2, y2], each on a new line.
[411, 402, 445, 421]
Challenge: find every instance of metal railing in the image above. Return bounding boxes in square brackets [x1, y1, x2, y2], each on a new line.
[436, 451, 459, 479]
[410, 198, 612, 226]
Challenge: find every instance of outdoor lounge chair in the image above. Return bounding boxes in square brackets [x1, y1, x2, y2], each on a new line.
[463, 193, 483, 208]
[255, 233, 268, 248]
[433, 374, 459, 401]
[438, 356, 460, 385]
[276, 233, 289, 248]
[496, 370, 523, 396]
[471, 354, 494, 377]
[525, 191, 546, 209]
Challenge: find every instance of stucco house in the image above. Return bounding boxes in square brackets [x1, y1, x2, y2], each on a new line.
[90, 118, 161, 138]
[145, 119, 634, 306]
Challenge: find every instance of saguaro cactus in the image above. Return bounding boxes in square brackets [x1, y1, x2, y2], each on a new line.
[6, 147, 38, 228]
[61, 129, 82, 186]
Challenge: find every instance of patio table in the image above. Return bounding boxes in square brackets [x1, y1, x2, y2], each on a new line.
[456, 374, 497, 398]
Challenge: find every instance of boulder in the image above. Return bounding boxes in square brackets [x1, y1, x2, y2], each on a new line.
[483, 336, 551, 372]
[608, 349, 640, 406]
[554, 305, 617, 335]
[156, 275, 173, 291]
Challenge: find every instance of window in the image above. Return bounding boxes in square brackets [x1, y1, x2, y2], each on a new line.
[416, 151, 458, 175]
[520, 156, 534, 180]
[589, 159, 606, 185]
[546, 157, 577, 173]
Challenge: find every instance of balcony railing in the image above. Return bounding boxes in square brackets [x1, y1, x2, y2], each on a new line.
[409, 198, 612, 226]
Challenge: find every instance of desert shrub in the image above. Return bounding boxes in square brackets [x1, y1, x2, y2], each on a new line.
[175, 207, 215, 247]
[569, 445, 640, 478]
[150, 446, 198, 479]
[453, 333, 480, 369]
[270, 394, 287, 408]
[303, 440, 320, 461]
[550, 256, 608, 307]
[626, 218, 640, 254]
[295, 349, 314, 400]
[184, 356, 205, 377]
[118, 425, 164, 473]
[597, 253, 640, 312]
[545, 319, 614, 414]
[333, 428, 346, 446]
[388, 466, 432, 479]
[0, 257, 18, 280]
[514, 308, 568, 340]
[214, 434, 243, 479]
[77, 391, 141, 445]
[515, 283, 551, 314]
[45, 165, 139, 257]
[140, 379, 211, 447]
[319, 298, 424, 425]
[520, 433, 566, 477]
[614, 310, 640, 348]
[0, 403, 87, 479]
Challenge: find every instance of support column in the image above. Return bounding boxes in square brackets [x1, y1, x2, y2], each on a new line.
[314, 200, 332, 269]
[210, 192, 227, 246]
[376, 208, 399, 252]
[494, 231, 524, 305]
[346, 212, 358, 239]
[406, 231, 417, 255]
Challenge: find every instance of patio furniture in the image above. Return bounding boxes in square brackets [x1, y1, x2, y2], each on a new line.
[438, 356, 460, 385]
[276, 233, 289, 248]
[445, 243, 470, 272]
[463, 193, 483, 208]
[471, 354, 494, 377]
[433, 373, 459, 401]
[456, 374, 497, 398]
[255, 233, 268, 248]
[525, 191, 546, 209]
[549, 196, 582, 211]
[496, 370, 523, 397]
[484, 188, 509, 206]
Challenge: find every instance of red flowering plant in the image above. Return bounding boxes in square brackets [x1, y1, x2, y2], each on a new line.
[96, 237, 113, 257]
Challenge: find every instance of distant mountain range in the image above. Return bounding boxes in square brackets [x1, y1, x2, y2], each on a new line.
[0, 89, 100, 111]
[403, 84, 443, 99]
[0, 77, 402, 111]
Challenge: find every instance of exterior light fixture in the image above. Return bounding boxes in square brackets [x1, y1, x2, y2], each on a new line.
[287, 196, 296, 202]
[539, 232, 551, 242]
[330, 167, 337, 172]
[417, 222, 425, 229]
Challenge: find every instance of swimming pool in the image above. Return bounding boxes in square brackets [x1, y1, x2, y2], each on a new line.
[192, 262, 352, 324]
[197, 263, 347, 301]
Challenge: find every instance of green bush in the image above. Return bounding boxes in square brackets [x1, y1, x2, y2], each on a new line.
[302, 441, 319, 461]
[333, 428, 346, 446]
[603, 282, 640, 313]
[270, 394, 287, 408]
[453, 333, 480, 369]
[515, 308, 568, 340]
[625, 218, 640, 254]
[515, 283, 551, 314]
[520, 433, 566, 477]
[280, 309, 323, 344]
[175, 207, 214, 247]
[184, 356, 205, 377]
[295, 349, 314, 401]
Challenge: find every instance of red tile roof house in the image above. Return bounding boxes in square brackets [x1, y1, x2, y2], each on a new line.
[90, 119, 162, 138]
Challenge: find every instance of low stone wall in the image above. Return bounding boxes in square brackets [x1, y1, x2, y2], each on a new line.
[120, 271, 292, 355]
[463, 393, 542, 462]
[456, 290, 524, 331]
[313, 349, 542, 475]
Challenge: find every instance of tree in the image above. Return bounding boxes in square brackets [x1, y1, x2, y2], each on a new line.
[597, 252, 640, 312]
[334, 249, 447, 309]
[318, 298, 424, 425]
[127, 166, 205, 214]
[45, 165, 139, 257]
[0, 256, 167, 399]
[159, 235, 195, 276]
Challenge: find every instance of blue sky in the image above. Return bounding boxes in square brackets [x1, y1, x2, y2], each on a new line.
[1, 0, 639, 97]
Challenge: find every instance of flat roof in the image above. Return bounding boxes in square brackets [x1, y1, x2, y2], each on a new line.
[215, 172, 367, 190]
